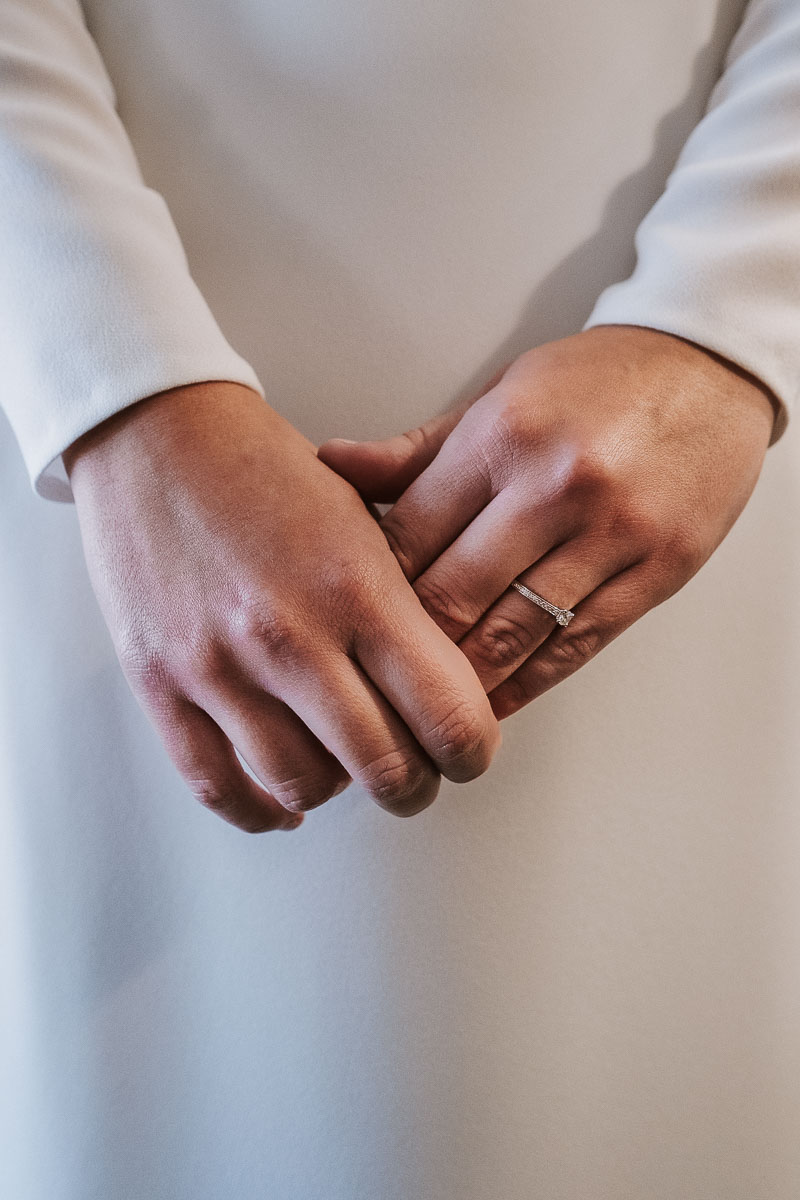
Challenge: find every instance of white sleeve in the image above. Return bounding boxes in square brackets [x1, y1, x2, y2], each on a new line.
[0, 0, 265, 502]
[584, 0, 800, 445]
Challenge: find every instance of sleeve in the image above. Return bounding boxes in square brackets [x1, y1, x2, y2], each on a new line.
[583, 0, 800, 445]
[0, 0, 265, 502]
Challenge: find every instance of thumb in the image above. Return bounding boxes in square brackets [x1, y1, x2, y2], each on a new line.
[317, 362, 511, 502]
[317, 409, 460, 503]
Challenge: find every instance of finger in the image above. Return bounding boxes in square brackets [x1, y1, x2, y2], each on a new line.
[266, 650, 442, 818]
[352, 588, 502, 783]
[197, 679, 351, 814]
[317, 408, 462, 503]
[378, 410, 497, 581]
[410, 487, 574, 641]
[163, 698, 305, 833]
[487, 564, 652, 719]
[458, 534, 637, 692]
[317, 363, 510, 503]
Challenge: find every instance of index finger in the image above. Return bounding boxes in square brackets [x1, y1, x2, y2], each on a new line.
[378, 418, 494, 581]
[352, 583, 502, 783]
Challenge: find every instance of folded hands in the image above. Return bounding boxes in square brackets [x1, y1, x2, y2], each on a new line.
[64, 325, 776, 832]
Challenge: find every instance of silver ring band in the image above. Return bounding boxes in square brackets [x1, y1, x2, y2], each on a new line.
[510, 580, 575, 627]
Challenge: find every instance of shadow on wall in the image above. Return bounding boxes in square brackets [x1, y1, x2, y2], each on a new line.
[83, 0, 751, 438]
[452, 0, 752, 406]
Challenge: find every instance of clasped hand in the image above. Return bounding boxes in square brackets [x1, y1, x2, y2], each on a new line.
[320, 325, 775, 720]
[65, 325, 775, 833]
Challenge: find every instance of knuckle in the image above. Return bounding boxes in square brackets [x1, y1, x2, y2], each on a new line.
[118, 642, 175, 703]
[563, 446, 617, 501]
[233, 600, 306, 667]
[360, 748, 434, 813]
[270, 773, 336, 813]
[401, 425, 429, 456]
[118, 627, 235, 702]
[492, 391, 531, 449]
[188, 638, 237, 690]
[187, 778, 246, 824]
[605, 496, 681, 562]
[429, 700, 493, 779]
[496, 672, 532, 714]
[186, 778, 275, 834]
[448, 395, 520, 489]
[379, 514, 417, 575]
[322, 559, 377, 620]
[605, 501, 654, 549]
[414, 575, 474, 633]
[545, 624, 603, 671]
[662, 525, 706, 576]
[470, 611, 536, 668]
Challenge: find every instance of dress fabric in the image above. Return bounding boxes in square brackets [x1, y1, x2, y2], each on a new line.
[2, 1, 800, 1196]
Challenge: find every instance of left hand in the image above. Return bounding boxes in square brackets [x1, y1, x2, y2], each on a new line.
[317, 325, 777, 719]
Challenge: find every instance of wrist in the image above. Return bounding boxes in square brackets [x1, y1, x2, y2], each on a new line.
[584, 323, 778, 444]
[63, 380, 266, 492]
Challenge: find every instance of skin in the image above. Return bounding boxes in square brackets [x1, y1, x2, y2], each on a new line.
[318, 325, 778, 720]
[64, 326, 776, 833]
[63, 381, 501, 833]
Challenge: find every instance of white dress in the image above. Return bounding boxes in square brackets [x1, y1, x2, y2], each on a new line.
[2, 1, 800, 1195]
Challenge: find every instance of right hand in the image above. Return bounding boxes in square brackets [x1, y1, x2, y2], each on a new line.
[63, 381, 501, 833]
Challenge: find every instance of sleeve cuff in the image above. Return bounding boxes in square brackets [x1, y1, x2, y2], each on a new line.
[32, 352, 265, 503]
[583, 289, 791, 448]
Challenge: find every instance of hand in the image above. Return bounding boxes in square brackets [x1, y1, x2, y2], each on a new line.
[64, 381, 500, 833]
[318, 325, 777, 719]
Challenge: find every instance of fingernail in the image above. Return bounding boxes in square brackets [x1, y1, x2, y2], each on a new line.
[326, 437, 357, 445]
[331, 777, 352, 798]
